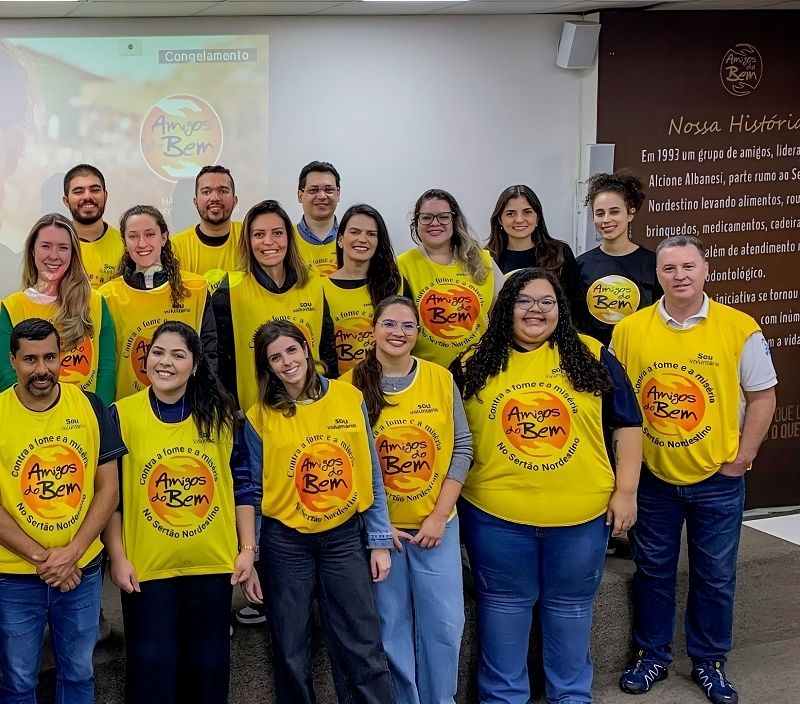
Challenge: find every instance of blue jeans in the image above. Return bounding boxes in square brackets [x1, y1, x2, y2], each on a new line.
[460, 501, 608, 704]
[0, 556, 102, 704]
[120, 573, 233, 704]
[259, 515, 394, 704]
[374, 515, 464, 704]
[630, 468, 745, 666]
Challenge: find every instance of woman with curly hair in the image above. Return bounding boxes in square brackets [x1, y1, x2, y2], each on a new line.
[398, 188, 502, 369]
[453, 268, 643, 704]
[324, 204, 402, 373]
[0, 213, 116, 404]
[99, 205, 215, 400]
[573, 171, 662, 346]
[486, 184, 577, 291]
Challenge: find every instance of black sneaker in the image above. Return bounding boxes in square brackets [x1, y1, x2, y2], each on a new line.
[619, 651, 668, 694]
[691, 661, 738, 704]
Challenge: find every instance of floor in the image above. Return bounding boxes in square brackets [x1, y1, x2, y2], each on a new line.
[744, 507, 800, 545]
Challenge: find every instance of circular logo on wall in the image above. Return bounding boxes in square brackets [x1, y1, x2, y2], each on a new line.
[140, 94, 223, 182]
[720, 44, 763, 97]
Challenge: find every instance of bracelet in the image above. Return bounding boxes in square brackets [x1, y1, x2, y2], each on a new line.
[239, 544, 259, 555]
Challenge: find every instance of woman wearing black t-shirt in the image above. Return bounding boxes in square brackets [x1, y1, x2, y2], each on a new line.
[574, 172, 662, 346]
[487, 185, 577, 294]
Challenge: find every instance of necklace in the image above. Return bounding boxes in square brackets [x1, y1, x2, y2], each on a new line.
[154, 394, 186, 422]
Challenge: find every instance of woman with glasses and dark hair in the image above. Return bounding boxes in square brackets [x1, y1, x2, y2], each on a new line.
[99, 205, 214, 400]
[573, 171, 662, 346]
[323, 204, 402, 374]
[344, 295, 472, 704]
[212, 199, 338, 412]
[0, 213, 116, 404]
[487, 184, 578, 291]
[452, 268, 643, 704]
[398, 188, 502, 369]
[104, 320, 255, 704]
[240, 320, 395, 704]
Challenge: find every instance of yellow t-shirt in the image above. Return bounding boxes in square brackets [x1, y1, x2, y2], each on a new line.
[79, 225, 125, 289]
[322, 278, 375, 374]
[462, 336, 615, 527]
[398, 248, 495, 368]
[246, 380, 374, 533]
[99, 273, 208, 400]
[342, 358, 455, 529]
[611, 300, 759, 485]
[229, 272, 326, 412]
[171, 222, 243, 293]
[114, 389, 237, 581]
[0, 384, 102, 573]
[2, 290, 104, 392]
[295, 234, 338, 277]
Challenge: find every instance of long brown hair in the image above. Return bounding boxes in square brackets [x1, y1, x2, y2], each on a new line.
[117, 205, 188, 308]
[253, 320, 321, 417]
[351, 295, 418, 426]
[238, 199, 309, 288]
[336, 204, 401, 307]
[22, 213, 93, 352]
[487, 185, 564, 273]
[410, 189, 489, 284]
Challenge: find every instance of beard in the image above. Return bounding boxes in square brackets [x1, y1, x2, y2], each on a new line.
[70, 201, 105, 226]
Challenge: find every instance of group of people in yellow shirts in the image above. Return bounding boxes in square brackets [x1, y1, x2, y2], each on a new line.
[0, 161, 777, 704]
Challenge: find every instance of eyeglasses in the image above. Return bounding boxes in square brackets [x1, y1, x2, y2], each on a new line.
[377, 320, 419, 334]
[418, 212, 454, 226]
[514, 295, 557, 313]
[302, 186, 338, 196]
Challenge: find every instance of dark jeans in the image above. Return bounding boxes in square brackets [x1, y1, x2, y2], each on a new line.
[259, 515, 394, 704]
[120, 573, 233, 704]
[630, 468, 745, 666]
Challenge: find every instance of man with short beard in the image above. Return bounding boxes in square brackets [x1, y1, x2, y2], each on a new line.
[0, 318, 126, 703]
[171, 165, 241, 292]
[63, 164, 124, 289]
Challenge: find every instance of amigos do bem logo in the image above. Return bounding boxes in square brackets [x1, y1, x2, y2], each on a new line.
[720, 44, 763, 97]
[140, 94, 223, 182]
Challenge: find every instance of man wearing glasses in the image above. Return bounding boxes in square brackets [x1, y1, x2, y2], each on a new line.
[295, 160, 341, 276]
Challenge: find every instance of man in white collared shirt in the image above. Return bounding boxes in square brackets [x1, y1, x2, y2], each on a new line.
[611, 235, 777, 704]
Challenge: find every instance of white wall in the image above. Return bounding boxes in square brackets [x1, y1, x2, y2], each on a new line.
[1, 13, 597, 255]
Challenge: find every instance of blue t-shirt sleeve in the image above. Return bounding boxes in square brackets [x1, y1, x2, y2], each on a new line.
[244, 419, 263, 509]
[600, 347, 643, 430]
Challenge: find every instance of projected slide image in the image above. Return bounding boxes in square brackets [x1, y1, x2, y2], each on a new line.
[0, 34, 268, 292]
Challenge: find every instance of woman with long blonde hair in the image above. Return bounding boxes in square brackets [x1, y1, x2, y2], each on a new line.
[0, 212, 116, 403]
[397, 188, 502, 369]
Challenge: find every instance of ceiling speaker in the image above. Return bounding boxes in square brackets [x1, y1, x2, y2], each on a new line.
[556, 21, 601, 70]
